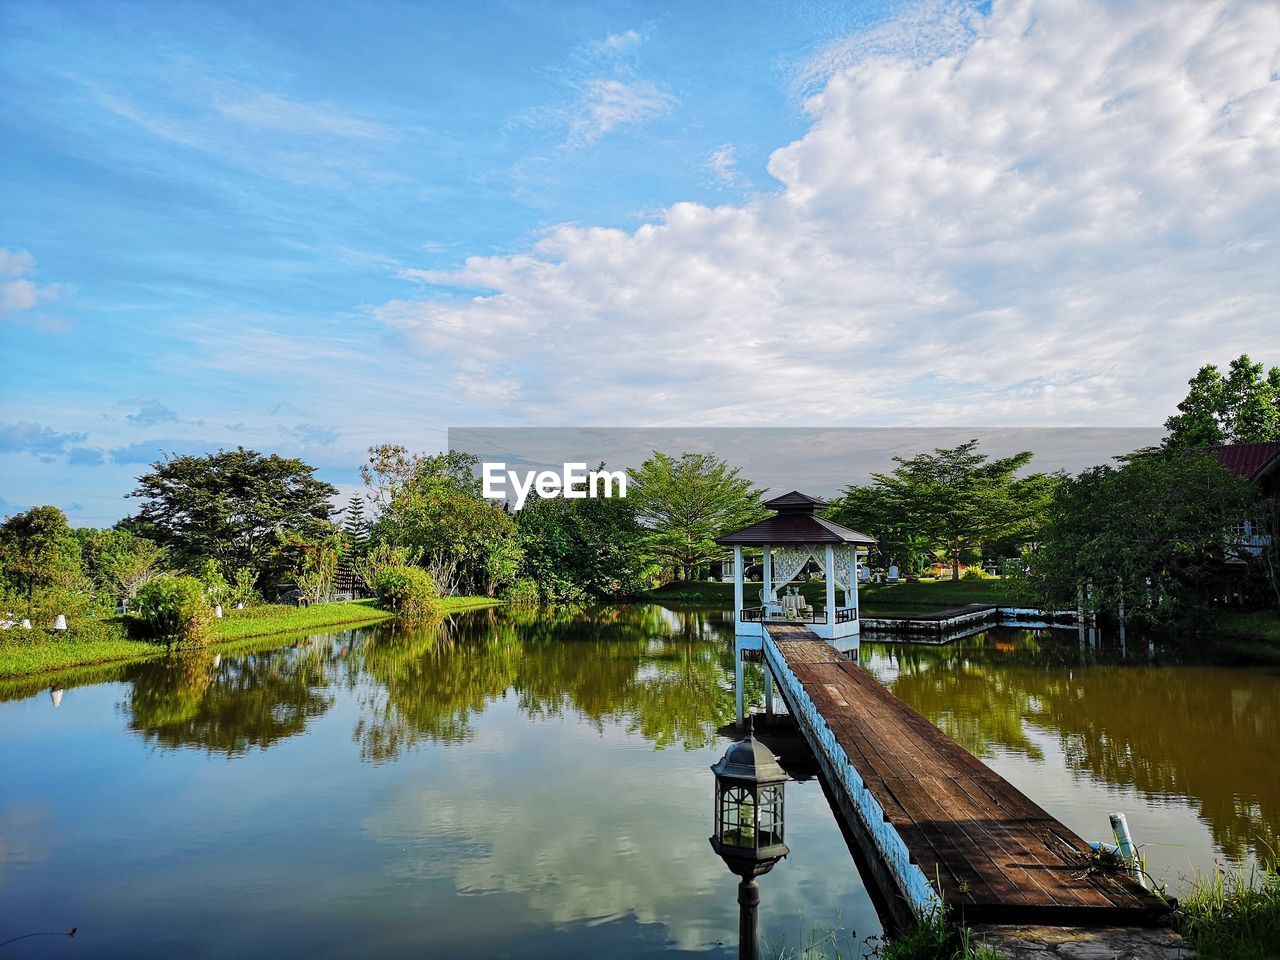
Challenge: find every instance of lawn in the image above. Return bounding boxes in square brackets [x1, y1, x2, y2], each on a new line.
[641, 577, 1025, 615]
[0, 597, 500, 680]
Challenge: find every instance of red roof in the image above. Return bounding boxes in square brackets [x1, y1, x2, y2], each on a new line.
[1206, 442, 1280, 482]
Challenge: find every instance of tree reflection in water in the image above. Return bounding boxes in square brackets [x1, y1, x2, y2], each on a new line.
[352, 604, 747, 761]
[121, 642, 337, 755]
[108, 606, 753, 765]
[863, 632, 1280, 863]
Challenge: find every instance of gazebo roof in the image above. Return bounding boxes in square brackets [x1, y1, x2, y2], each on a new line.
[715, 490, 877, 547]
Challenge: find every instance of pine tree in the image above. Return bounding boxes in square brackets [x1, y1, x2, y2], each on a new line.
[342, 495, 370, 553]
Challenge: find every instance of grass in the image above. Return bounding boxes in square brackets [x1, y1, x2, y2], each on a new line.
[0, 596, 501, 681]
[1206, 610, 1280, 666]
[1176, 858, 1280, 960]
[641, 577, 1024, 615]
[769, 910, 998, 960]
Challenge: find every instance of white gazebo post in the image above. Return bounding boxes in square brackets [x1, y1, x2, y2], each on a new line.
[850, 547, 861, 614]
[733, 544, 745, 721]
[762, 546, 773, 609]
[733, 546, 744, 620]
[824, 545, 837, 632]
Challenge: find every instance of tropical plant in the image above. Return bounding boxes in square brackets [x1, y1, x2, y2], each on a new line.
[0, 505, 84, 616]
[1165, 354, 1280, 449]
[125, 447, 337, 582]
[629, 451, 767, 581]
[132, 573, 214, 645]
[1026, 447, 1258, 626]
[372, 565, 442, 621]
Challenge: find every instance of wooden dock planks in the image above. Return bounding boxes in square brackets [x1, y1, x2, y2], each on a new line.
[765, 625, 1170, 926]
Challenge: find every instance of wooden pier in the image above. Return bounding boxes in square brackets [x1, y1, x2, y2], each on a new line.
[761, 624, 1172, 928]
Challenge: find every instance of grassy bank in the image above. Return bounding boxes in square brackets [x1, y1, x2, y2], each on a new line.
[641, 577, 1023, 615]
[1176, 859, 1280, 960]
[1205, 610, 1280, 665]
[0, 597, 500, 680]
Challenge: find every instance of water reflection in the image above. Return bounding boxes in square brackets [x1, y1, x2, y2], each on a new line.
[862, 632, 1280, 863]
[121, 646, 336, 755]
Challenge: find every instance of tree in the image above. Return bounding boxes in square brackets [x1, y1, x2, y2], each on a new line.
[341, 495, 370, 553]
[1027, 448, 1258, 626]
[0, 505, 83, 614]
[629, 451, 767, 581]
[516, 483, 652, 600]
[76, 527, 166, 612]
[828, 484, 933, 576]
[1165, 355, 1280, 448]
[126, 447, 337, 583]
[367, 448, 520, 596]
[866, 441, 1054, 580]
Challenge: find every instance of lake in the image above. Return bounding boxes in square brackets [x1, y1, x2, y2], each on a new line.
[1, 605, 1276, 957]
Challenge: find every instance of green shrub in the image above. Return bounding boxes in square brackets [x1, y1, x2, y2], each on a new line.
[372, 565, 441, 621]
[132, 574, 213, 645]
[501, 578, 541, 605]
[960, 567, 992, 581]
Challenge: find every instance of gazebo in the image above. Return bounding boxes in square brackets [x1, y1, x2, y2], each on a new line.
[715, 491, 876, 644]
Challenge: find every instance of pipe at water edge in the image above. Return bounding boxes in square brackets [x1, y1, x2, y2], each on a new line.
[1110, 812, 1148, 889]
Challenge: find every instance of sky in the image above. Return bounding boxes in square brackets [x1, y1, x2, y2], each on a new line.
[1, 0, 1278, 526]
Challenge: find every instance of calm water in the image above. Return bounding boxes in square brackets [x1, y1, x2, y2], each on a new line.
[1, 607, 1277, 958]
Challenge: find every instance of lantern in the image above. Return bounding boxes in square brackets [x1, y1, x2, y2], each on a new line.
[710, 720, 789, 877]
[709, 718, 789, 960]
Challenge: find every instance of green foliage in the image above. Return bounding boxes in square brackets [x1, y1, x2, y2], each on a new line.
[960, 567, 992, 581]
[367, 447, 521, 596]
[1165, 354, 1280, 448]
[286, 530, 343, 603]
[828, 483, 932, 577]
[196, 558, 230, 603]
[1027, 448, 1258, 626]
[341, 494, 370, 554]
[0, 505, 84, 614]
[353, 542, 420, 591]
[515, 486, 652, 600]
[76, 527, 166, 611]
[1177, 858, 1280, 960]
[372, 565, 442, 621]
[500, 577, 541, 605]
[126, 447, 337, 584]
[629, 451, 767, 579]
[834, 441, 1055, 582]
[876, 909, 999, 960]
[132, 573, 214, 645]
[226, 567, 259, 606]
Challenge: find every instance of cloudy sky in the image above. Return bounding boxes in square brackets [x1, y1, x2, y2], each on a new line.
[2, 0, 1278, 525]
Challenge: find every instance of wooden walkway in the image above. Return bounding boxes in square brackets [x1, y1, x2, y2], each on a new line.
[765, 624, 1171, 926]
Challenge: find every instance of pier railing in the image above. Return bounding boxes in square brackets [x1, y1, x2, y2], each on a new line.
[740, 606, 857, 624]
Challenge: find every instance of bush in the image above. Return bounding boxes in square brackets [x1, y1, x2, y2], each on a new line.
[961, 567, 992, 581]
[501, 578, 541, 606]
[372, 565, 441, 621]
[132, 574, 213, 645]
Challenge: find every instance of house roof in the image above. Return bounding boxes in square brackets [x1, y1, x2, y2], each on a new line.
[1206, 442, 1280, 483]
[715, 490, 877, 547]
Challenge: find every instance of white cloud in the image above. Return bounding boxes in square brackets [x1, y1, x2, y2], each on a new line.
[382, 0, 1280, 427]
[707, 144, 748, 188]
[567, 77, 676, 147]
[212, 91, 392, 141]
[0, 248, 62, 320]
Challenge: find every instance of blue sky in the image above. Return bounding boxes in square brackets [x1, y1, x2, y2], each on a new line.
[2, 0, 1278, 525]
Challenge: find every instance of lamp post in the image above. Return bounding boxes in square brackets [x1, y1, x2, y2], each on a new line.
[710, 717, 789, 960]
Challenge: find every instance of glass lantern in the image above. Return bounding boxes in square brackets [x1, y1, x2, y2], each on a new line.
[709, 722, 789, 878]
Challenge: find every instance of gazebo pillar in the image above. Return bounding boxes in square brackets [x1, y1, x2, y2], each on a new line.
[850, 547, 861, 614]
[733, 546, 744, 619]
[824, 545, 836, 631]
[762, 546, 773, 605]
